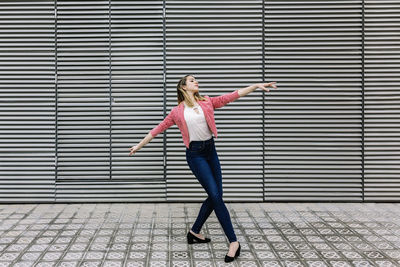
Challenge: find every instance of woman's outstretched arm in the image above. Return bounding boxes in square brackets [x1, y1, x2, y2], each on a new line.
[129, 132, 154, 156]
[210, 82, 278, 109]
[238, 82, 277, 97]
[129, 111, 175, 156]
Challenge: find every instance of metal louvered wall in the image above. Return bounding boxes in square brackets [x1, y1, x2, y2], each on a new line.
[364, 0, 400, 201]
[165, 0, 264, 202]
[109, 1, 166, 201]
[0, 1, 56, 202]
[0, 0, 399, 203]
[55, 0, 166, 202]
[55, 1, 113, 201]
[264, 0, 364, 202]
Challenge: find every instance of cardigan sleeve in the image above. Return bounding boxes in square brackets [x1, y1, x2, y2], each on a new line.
[150, 110, 175, 138]
[209, 89, 240, 109]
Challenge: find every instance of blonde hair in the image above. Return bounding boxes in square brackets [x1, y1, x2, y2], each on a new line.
[176, 74, 207, 107]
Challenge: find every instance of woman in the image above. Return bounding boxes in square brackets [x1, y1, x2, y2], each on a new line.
[129, 75, 277, 262]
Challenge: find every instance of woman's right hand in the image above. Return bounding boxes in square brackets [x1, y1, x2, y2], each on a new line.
[129, 145, 140, 156]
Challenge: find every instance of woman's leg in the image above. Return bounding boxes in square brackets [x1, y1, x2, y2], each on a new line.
[186, 153, 237, 243]
[191, 197, 213, 234]
[190, 147, 223, 234]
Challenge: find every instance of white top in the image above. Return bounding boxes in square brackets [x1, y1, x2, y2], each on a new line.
[184, 102, 213, 142]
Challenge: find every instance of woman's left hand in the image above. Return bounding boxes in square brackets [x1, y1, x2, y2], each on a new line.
[254, 82, 277, 92]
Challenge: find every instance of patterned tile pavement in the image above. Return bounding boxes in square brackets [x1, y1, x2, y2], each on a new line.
[0, 203, 400, 267]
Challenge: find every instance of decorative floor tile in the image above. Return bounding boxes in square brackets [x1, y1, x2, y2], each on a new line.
[62, 252, 84, 261]
[252, 243, 271, 250]
[248, 235, 266, 242]
[0, 252, 19, 261]
[283, 260, 305, 267]
[42, 252, 63, 261]
[5, 244, 28, 252]
[237, 260, 258, 266]
[373, 260, 397, 267]
[193, 260, 213, 267]
[271, 242, 291, 250]
[132, 235, 150, 242]
[277, 251, 298, 259]
[20, 252, 41, 261]
[150, 251, 167, 259]
[298, 250, 320, 259]
[320, 251, 341, 259]
[13, 261, 38, 267]
[233, 251, 255, 260]
[171, 261, 190, 267]
[306, 236, 325, 242]
[151, 243, 168, 250]
[84, 251, 104, 260]
[292, 243, 312, 250]
[102, 261, 123, 267]
[58, 262, 78, 267]
[153, 236, 169, 242]
[26, 244, 48, 252]
[312, 243, 332, 250]
[125, 261, 145, 267]
[267, 236, 284, 242]
[171, 243, 187, 251]
[256, 250, 276, 259]
[352, 243, 375, 251]
[331, 242, 352, 250]
[384, 250, 400, 259]
[374, 242, 395, 250]
[110, 243, 127, 250]
[106, 251, 125, 260]
[260, 261, 281, 267]
[352, 260, 375, 267]
[286, 235, 304, 242]
[193, 250, 211, 259]
[172, 251, 189, 259]
[304, 260, 328, 267]
[89, 243, 107, 250]
[0, 203, 399, 266]
[329, 260, 352, 267]
[341, 251, 363, 259]
[263, 229, 279, 235]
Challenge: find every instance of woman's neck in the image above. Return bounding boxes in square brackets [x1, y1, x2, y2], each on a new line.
[186, 93, 197, 104]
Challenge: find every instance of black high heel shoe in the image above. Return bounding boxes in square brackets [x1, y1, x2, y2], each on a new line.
[187, 231, 211, 244]
[224, 241, 240, 263]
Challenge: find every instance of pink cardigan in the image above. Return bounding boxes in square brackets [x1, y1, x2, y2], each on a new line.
[150, 89, 241, 148]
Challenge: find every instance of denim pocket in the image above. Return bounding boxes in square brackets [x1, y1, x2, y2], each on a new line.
[189, 143, 203, 152]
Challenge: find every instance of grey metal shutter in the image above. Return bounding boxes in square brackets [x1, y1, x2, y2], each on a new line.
[364, 0, 400, 201]
[110, 1, 166, 201]
[0, 1, 56, 202]
[55, 1, 112, 201]
[165, 0, 265, 202]
[55, 1, 166, 202]
[264, 0, 364, 201]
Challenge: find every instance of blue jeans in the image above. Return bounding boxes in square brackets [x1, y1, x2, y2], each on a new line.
[186, 136, 237, 243]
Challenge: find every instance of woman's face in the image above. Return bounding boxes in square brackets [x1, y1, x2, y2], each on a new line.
[183, 76, 199, 92]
